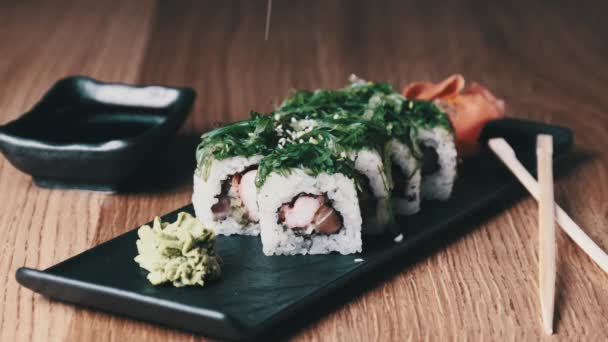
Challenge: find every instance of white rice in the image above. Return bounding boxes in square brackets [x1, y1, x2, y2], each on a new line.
[350, 148, 392, 229]
[386, 139, 421, 215]
[258, 169, 362, 255]
[351, 149, 389, 199]
[192, 155, 263, 236]
[417, 126, 457, 200]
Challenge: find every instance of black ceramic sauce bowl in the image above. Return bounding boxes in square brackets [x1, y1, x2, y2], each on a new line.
[0, 76, 195, 191]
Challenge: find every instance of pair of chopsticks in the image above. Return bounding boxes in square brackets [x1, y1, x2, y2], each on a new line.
[489, 137, 608, 335]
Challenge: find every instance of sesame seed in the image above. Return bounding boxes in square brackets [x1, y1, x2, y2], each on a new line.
[354, 258, 364, 263]
[394, 234, 404, 243]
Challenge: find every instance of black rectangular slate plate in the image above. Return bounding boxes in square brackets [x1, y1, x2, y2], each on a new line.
[16, 119, 573, 341]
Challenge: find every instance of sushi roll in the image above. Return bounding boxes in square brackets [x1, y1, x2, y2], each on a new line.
[343, 75, 424, 214]
[350, 148, 392, 232]
[275, 99, 393, 234]
[386, 139, 421, 215]
[346, 75, 457, 204]
[403, 100, 457, 201]
[256, 143, 362, 255]
[192, 113, 277, 236]
[193, 155, 262, 235]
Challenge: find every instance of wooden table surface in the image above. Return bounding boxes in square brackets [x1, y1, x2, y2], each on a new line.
[1, 0, 607, 341]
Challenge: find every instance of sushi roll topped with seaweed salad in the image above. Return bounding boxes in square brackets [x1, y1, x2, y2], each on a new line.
[195, 112, 278, 180]
[255, 141, 363, 255]
[272, 86, 400, 232]
[193, 112, 279, 236]
[273, 81, 402, 191]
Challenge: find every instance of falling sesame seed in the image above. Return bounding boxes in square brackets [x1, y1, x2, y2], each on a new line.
[394, 234, 404, 243]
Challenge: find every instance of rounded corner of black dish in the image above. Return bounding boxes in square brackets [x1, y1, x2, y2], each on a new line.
[0, 76, 195, 191]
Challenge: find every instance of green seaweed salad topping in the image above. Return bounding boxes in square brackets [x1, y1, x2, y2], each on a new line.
[275, 114, 390, 153]
[272, 86, 398, 190]
[255, 142, 356, 187]
[343, 75, 451, 130]
[194, 76, 451, 187]
[195, 112, 278, 180]
[278, 76, 451, 132]
[275, 76, 450, 157]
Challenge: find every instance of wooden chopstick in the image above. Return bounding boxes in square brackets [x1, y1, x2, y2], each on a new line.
[488, 138, 608, 274]
[264, 0, 272, 41]
[537, 135, 556, 334]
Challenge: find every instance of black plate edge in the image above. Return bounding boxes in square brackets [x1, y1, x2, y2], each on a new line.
[15, 267, 247, 341]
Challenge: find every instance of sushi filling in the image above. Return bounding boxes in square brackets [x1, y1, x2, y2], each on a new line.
[355, 174, 380, 223]
[277, 193, 343, 236]
[420, 145, 440, 176]
[211, 167, 259, 225]
[391, 165, 417, 202]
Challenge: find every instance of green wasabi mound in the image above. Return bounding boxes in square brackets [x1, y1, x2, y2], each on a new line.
[134, 212, 222, 287]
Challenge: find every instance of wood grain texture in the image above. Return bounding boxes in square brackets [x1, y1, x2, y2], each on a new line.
[1, 0, 607, 341]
